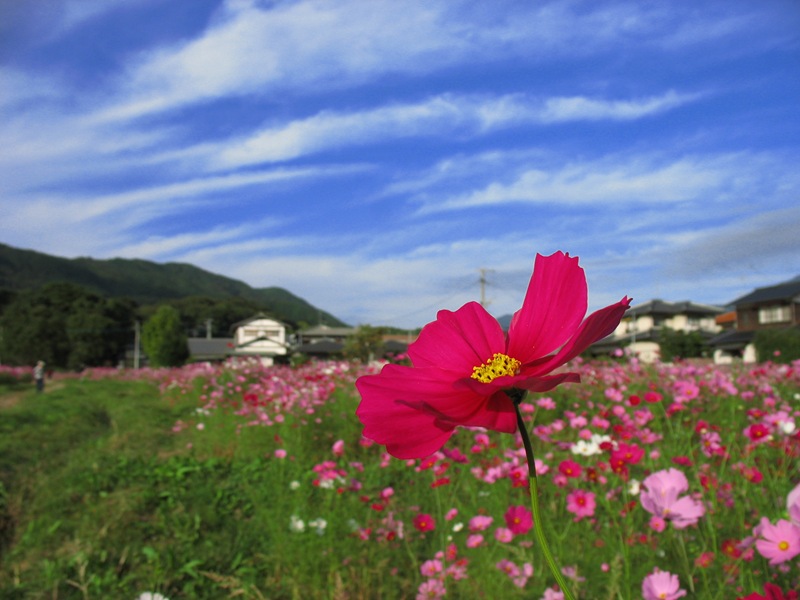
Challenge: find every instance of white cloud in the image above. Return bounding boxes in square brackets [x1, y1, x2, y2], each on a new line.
[111, 218, 286, 260]
[91, 0, 729, 120]
[538, 90, 699, 123]
[211, 91, 696, 167]
[97, 0, 468, 120]
[668, 205, 800, 277]
[411, 152, 790, 213]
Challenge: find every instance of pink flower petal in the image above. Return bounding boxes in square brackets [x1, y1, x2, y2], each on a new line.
[409, 302, 506, 372]
[526, 296, 631, 376]
[507, 252, 587, 364]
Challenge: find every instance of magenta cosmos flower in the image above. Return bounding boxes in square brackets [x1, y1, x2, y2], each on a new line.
[356, 251, 631, 459]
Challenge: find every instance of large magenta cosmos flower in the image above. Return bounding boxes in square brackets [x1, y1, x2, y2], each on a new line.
[356, 251, 631, 459]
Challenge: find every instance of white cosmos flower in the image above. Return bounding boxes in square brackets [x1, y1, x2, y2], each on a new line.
[289, 515, 305, 533]
[309, 518, 328, 535]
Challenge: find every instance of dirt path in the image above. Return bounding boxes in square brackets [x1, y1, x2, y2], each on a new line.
[0, 390, 25, 410]
[0, 382, 66, 410]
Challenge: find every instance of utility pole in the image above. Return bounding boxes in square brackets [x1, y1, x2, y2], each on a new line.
[205, 318, 213, 339]
[134, 320, 141, 369]
[478, 268, 494, 309]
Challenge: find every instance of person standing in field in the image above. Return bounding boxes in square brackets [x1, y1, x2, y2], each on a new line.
[34, 360, 45, 393]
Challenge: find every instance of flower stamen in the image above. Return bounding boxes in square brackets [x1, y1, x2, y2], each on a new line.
[471, 353, 521, 383]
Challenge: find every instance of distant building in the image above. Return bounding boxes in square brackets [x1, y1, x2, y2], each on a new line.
[709, 276, 800, 364]
[591, 299, 724, 363]
[187, 313, 289, 365]
[293, 325, 414, 359]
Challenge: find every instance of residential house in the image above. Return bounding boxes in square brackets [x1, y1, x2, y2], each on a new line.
[592, 299, 724, 363]
[709, 276, 800, 364]
[187, 313, 289, 365]
[293, 325, 413, 359]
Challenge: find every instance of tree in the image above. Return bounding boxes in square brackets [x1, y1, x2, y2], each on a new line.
[0, 282, 136, 368]
[343, 325, 387, 363]
[658, 326, 706, 362]
[141, 305, 189, 367]
[754, 328, 800, 363]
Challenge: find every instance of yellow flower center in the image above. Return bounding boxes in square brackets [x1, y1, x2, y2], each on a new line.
[471, 353, 521, 383]
[779, 540, 790, 551]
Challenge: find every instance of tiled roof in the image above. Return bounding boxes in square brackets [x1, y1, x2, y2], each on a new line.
[187, 337, 234, 357]
[730, 277, 800, 306]
[624, 299, 724, 318]
[707, 329, 755, 350]
[715, 311, 736, 324]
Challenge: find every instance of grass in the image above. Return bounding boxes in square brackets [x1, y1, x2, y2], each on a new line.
[0, 373, 423, 599]
[0, 359, 798, 599]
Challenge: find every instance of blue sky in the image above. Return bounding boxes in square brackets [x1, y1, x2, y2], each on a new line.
[1, 0, 798, 329]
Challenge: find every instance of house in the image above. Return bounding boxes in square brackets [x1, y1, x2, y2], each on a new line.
[591, 299, 724, 363]
[187, 313, 289, 365]
[709, 276, 800, 364]
[293, 325, 414, 360]
[229, 314, 289, 364]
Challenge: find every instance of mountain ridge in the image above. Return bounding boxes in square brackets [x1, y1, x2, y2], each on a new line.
[0, 243, 347, 327]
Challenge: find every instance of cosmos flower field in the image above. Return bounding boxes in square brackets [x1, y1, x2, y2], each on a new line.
[1, 355, 799, 599]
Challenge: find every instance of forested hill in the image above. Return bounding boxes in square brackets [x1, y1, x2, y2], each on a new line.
[0, 243, 347, 327]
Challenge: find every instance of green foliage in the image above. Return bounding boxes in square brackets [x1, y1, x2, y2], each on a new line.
[0, 283, 134, 368]
[167, 296, 281, 336]
[0, 363, 799, 598]
[0, 242, 347, 328]
[343, 325, 387, 363]
[142, 306, 189, 367]
[754, 327, 800, 363]
[658, 326, 706, 361]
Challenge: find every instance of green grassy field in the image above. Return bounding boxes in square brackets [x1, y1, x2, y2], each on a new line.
[1, 359, 798, 599]
[0, 377, 384, 599]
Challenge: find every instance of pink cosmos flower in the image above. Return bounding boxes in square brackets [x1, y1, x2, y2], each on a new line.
[566, 489, 596, 521]
[355, 251, 631, 458]
[649, 516, 666, 532]
[744, 423, 771, 444]
[420, 559, 443, 577]
[494, 527, 513, 543]
[754, 518, 800, 565]
[558, 459, 583, 479]
[504, 505, 533, 535]
[496, 559, 521, 577]
[413, 514, 436, 532]
[640, 468, 705, 529]
[332, 439, 345, 456]
[641, 569, 687, 600]
[469, 515, 494, 532]
[787, 482, 800, 528]
[416, 578, 446, 599]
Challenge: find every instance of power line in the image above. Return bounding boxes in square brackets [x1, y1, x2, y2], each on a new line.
[373, 279, 478, 327]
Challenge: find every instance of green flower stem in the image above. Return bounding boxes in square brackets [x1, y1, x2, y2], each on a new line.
[514, 401, 576, 600]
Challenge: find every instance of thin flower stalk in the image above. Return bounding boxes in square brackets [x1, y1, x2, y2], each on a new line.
[514, 394, 576, 600]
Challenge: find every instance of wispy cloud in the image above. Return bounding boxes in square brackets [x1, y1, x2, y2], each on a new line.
[211, 91, 697, 167]
[408, 151, 793, 213]
[89, 0, 735, 121]
[538, 91, 700, 123]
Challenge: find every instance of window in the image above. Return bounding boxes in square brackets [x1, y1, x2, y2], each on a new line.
[758, 305, 791, 324]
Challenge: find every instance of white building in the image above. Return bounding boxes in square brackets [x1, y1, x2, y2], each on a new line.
[187, 313, 289, 365]
[592, 299, 724, 363]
